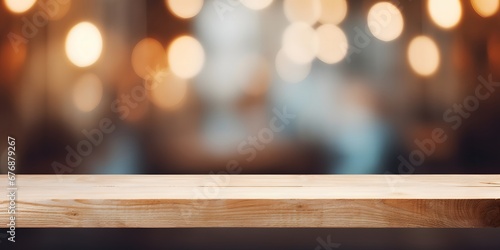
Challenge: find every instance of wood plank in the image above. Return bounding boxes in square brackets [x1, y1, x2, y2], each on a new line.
[1, 175, 499, 228]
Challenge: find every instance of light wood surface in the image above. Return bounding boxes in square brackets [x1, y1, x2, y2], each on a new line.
[1, 175, 499, 228]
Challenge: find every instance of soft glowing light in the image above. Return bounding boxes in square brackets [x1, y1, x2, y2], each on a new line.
[4, 0, 36, 14]
[166, 0, 203, 19]
[282, 22, 319, 64]
[240, 0, 273, 10]
[471, 0, 499, 17]
[407, 36, 440, 77]
[284, 0, 321, 25]
[131, 38, 165, 79]
[65, 22, 103, 67]
[428, 0, 462, 29]
[150, 69, 188, 110]
[367, 2, 404, 42]
[316, 24, 347, 64]
[1, 38, 27, 82]
[319, 0, 347, 24]
[73, 74, 103, 112]
[167, 35, 205, 79]
[275, 49, 311, 83]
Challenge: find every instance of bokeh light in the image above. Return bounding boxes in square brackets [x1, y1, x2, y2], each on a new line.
[316, 24, 348, 64]
[240, 0, 273, 10]
[319, 0, 347, 24]
[165, 0, 203, 19]
[131, 38, 165, 79]
[1, 39, 27, 82]
[471, 0, 500, 17]
[284, 0, 321, 25]
[150, 69, 188, 110]
[73, 73, 103, 112]
[4, 0, 36, 14]
[282, 22, 319, 64]
[407, 36, 440, 77]
[65, 22, 103, 67]
[367, 2, 404, 42]
[167, 35, 205, 79]
[428, 0, 462, 29]
[275, 49, 311, 83]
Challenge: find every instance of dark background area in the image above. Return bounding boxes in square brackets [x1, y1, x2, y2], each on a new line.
[1, 228, 500, 249]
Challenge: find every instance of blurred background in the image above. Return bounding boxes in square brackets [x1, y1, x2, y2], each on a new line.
[2, 1, 500, 249]
[2, 0, 500, 175]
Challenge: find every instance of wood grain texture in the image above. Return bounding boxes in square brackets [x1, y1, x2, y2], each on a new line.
[1, 175, 499, 228]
